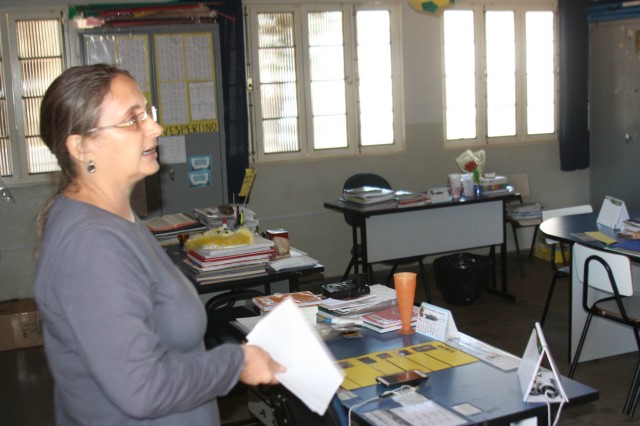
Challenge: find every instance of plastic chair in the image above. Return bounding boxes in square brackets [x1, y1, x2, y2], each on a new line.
[505, 173, 543, 278]
[568, 243, 640, 416]
[539, 205, 593, 327]
[341, 173, 431, 302]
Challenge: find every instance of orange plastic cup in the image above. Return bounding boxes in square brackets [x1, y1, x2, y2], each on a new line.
[394, 272, 416, 335]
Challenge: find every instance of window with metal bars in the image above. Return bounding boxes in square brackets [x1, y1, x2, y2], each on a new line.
[0, 9, 65, 183]
[244, 2, 404, 162]
[442, 1, 558, 147]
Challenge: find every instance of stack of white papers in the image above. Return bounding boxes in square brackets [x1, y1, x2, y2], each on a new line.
[269, 248, 320, 271]
[320, 284, 397, 316]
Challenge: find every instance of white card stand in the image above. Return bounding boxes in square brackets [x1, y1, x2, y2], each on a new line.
[517, 323, 568, 404]
[415, 302, 459, 341]
[597, 195, 629, 229]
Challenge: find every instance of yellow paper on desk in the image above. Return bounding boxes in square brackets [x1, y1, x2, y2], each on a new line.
[585, 231, 617, 245]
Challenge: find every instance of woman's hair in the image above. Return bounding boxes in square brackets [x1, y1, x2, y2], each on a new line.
[35, 64, 132, 258]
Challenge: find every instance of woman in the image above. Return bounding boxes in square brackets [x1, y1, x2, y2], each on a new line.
[34, 64, 284, 425]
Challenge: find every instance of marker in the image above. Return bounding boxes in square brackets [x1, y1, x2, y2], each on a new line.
[322, 317, 362, 326]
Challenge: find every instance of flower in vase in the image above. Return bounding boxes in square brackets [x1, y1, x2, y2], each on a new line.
[464, 160, 481, 184]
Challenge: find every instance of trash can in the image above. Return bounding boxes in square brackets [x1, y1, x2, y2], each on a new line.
[433, 253, 492, 305]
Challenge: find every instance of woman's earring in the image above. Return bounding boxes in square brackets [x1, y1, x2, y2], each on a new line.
[87, 160, 96, 174]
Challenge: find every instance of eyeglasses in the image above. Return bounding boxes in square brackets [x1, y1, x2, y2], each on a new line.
[85, 106, 158, 135]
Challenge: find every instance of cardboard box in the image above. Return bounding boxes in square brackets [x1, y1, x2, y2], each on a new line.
[0, 298, 43, 352]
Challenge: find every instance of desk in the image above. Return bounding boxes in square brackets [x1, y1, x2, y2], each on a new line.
[334, 330, 597, 425]
[324, 193, 519, 300]
[539, 212, 640, 363]
[233, 320, 598, 425]
[164, 244, 324, 295]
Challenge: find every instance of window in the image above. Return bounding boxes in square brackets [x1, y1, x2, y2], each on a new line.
[442, 2, 557, 146]
[0, 9, 66, 184]
[245, 3, 404, 162]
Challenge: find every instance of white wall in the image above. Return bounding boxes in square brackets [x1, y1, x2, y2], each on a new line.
[0, 1, 590, 300]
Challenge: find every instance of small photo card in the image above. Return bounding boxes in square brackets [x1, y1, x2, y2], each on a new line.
[415, 302, 459, 341]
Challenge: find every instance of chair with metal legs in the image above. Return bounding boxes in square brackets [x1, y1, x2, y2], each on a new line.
[568, 243, 640, 416]
[538, 205, 593, 327]
[341, 173, 431, 302]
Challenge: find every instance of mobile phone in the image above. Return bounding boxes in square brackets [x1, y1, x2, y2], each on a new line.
[376, 370, 429, 387]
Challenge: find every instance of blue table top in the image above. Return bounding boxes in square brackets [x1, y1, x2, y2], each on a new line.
[326, 328, 598, 425]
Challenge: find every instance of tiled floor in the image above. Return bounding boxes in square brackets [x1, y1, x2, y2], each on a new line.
[2, 253, 640, 425]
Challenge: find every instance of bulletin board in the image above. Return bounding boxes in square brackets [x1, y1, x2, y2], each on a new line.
[78, 24, 228, 217]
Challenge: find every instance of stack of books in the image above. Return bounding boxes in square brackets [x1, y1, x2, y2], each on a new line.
[252, 291, 323, 325]
[480, 175, 510, 196]
[182, 235, 275, 285]
[395, 190, 429, 206]
[619, 218, 640, 240]
[506, 202, 543, 225]
[317, 284, 398, 318]
[342, 186, 395, 205]
[143, 213, 207, 246]
[361, 305, 420, 333]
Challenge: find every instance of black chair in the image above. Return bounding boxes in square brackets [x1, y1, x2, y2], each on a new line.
[204, 289, 264, 349]
[204, 289, 265, 415]
[260, 385, 348, 426]
[341, 173, 431, 302]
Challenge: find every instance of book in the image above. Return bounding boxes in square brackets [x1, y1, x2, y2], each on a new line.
[395, 190, 429, 205]
[194, 236, 275, 259]
[252, 291, 323, 312]
[188, 247, 275, 263]
[318, 284, 397, 316]
[621, 218, 640, 237]
[343, 186, 394, 199]
[144, 213, 200, 233]
[253, 291, 323, 325]
[480, 175, 507, 185]
[361, 305, 419, 333]
[342, 186, 396, 205]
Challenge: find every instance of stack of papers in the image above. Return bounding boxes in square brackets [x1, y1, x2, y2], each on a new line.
[480, 175, 510, 196]
[253, 291, 322, 324]
[318, 284, 397, 316]
[619, 218, 640, 240]
[269, 248, 320, 271]
[395, 190, 429, 206]
[506, 202, 543, 223]
[253, 291, 322, 312]
[342, 186, 395, 205]
[361, 305, 419, 333]
[182, 236, 275, 284]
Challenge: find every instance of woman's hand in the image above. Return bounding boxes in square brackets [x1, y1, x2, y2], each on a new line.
[239, 344, 286, 386]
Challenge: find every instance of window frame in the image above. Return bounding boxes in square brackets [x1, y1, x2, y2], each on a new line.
[244, 1, 405, 163]
[0, 8, 68, 186]
[441, 0, 558, 148]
